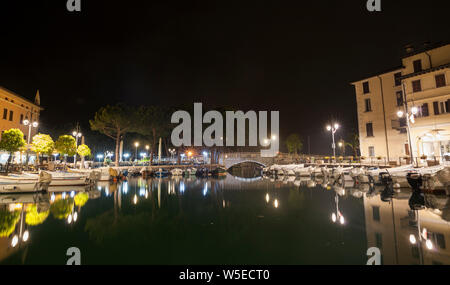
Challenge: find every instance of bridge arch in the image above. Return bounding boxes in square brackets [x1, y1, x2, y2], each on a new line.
[225, 160, 267, 170]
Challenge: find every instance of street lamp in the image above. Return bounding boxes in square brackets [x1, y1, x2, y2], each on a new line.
[96, 154, 104, 163]
[23, 119, 39, 144]
[397, 84, 417, 166]
[168, 148, 176, 163]
[326, 123, 340, 158]
[134, 142, 139, 161]
[72, 130, 82, 168]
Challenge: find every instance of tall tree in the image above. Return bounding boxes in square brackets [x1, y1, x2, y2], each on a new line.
[55, 135, 77, 163]
[285, 134, 303, 155]
[77, 144, 92, 169]
[346, 132, 360, 157]
[136, 105, 172, 164]
[90, 104, 137, 166]
[0, 129, 26, 172]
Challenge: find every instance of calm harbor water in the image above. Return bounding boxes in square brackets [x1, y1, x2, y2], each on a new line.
[1, 174, 449, 265]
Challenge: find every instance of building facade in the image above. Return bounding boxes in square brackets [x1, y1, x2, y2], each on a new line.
[352, 42, 450, 164]
[0, 87, 42, 142]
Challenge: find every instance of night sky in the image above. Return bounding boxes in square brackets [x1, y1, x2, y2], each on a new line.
[1, 0, 449, 154]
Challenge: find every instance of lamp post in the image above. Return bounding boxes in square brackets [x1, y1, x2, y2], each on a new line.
[326, 123, 340, 158]
[96, 154, 104, 165]
[23, 119, 39, 144]
[134, 142, 139, 162]
[398, 82, 417, 166]
[72, 128, 82, 168]
[168, 148, 176, 163]
[22, 119, 38, 168]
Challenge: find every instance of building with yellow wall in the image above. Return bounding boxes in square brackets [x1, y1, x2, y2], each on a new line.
[352, 42, 450, 164]
[0, 87, 42, 164]
[0, 87, 42, 142]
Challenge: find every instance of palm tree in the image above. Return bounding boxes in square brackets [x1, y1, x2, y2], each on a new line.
[346, 132, 360, 158]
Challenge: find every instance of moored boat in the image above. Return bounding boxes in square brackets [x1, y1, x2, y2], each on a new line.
[0, 171, 52, 193]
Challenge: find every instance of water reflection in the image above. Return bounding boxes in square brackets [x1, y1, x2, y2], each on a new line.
[0, 174, 450, 264]
[364, 187, 450, 265]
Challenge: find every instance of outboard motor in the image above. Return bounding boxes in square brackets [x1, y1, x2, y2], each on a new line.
[406, 172, 422, 190]
[88, 171, 100, 185]
[379, 172, 393, 186]
[37, 170, 52, 191]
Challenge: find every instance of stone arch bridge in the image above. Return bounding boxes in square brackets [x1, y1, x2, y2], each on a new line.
[220, 152, 298, 170]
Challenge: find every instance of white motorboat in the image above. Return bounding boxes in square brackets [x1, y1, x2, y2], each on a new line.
[0, 171, 52, 193]
[184, 168, 197, 176]
[331, 166, 353, 179]
[294, 166, 312, 177]
[385, 165, 416, 188]
[414, 165, 449, 190]
[171, 168, 183, 176]
[311, 166, 327, 177]
[361, 165, 414, 184]
[30, 171, 89, 186]
[67, 168, 101, 182]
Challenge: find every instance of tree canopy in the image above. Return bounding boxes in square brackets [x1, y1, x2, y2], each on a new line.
[90, 104, 138, 166]
[285, 134, 303, 155]
[55, 135, 77, 157]
[31, 133, 55, 156]
[0, 128, 26, 154]
[77, 144, 91, 158]
[346, 132, 360, 157]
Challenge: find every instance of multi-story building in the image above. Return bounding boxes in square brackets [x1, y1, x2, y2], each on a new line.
[352, 42, 450, 164]
[0, 86, 42, 142]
